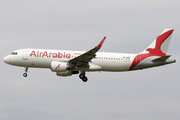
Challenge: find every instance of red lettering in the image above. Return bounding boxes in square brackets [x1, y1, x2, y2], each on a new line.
[74, 53, 82, 55]
[37, 51, 39, 57]
[58, 52, 63, 58]
[30, 51, 36, 57]
[42, 51, 48, 57]
[40, 52, 43, 57]
[66, 54, 71, 59]
[30, 51, 72, 59]
[49, 53, 52, 57]
[52, 53, 57, 58]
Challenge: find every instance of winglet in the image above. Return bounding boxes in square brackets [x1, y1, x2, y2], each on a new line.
[97, 36, 106, 48]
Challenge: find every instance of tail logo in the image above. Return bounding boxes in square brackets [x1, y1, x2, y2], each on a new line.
[146, 30, 173, 56]
[129, 29, 173, 70]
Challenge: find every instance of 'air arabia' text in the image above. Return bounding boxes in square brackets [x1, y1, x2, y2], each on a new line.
[30, 51, 71, 58]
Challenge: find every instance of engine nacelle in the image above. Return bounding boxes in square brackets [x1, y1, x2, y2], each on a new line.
[51, 61, 68, 72]
[56, 70, 72, 77]
[56, 71, 79, 77]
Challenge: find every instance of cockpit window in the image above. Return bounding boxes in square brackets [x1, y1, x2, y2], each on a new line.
[11, 52, 18, 55]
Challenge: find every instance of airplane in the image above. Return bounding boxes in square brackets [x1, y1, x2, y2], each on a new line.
[3, 29, 176, 82]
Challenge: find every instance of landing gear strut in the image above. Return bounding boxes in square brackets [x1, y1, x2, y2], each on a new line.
[79, 71, 88, 82]
[23, 67, 28, 77]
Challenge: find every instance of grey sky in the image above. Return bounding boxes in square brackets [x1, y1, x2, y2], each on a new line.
[0, 0, 180, 120]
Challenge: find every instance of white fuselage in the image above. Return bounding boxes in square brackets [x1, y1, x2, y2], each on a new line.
[3, 29, 176, 82]
[4, 48, 136, 72]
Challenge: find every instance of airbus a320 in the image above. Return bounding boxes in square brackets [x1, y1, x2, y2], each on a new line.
[3, 29, 176, 82]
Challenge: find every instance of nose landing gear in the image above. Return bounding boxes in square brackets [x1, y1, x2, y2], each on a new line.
[23, 67, 28, 77]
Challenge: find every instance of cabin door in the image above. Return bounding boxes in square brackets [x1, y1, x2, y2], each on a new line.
[22, 50, 29, 60]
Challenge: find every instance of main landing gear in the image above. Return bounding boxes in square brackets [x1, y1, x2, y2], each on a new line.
[79, 71, 88, 82]
[23, 67, 28, 77]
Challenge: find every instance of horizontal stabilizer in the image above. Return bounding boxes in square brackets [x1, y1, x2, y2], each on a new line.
[152, 55, 171, 62]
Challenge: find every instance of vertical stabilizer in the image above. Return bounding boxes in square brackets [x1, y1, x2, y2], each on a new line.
[129, 29, 174, 70]
[141, 29, 174, 56]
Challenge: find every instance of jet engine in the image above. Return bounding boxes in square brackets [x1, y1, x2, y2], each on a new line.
[56, 71, 79, 77]
[51, 61, 68, 72]
[56, 70, 72, 76]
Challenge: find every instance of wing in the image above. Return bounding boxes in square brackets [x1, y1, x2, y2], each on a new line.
[68, 37, 106, 66]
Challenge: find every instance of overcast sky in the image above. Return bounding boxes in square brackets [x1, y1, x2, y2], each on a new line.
[0, 0, 180, 120]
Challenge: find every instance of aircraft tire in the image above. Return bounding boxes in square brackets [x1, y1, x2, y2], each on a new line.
[82, 76, 88, 82]
[79, 73, 85, 79]
[23, 73, 27, 77]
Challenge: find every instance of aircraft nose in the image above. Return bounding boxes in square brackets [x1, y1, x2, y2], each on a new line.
[3, 56, 11, 64]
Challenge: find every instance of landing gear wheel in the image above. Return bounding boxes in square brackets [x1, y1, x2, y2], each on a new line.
[82, 76, 88, 82]
[23, 67, 28, 77]
[79, 71, 88, 82]
[79, 73, 85, 79]
[23, 73, 27, 77]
